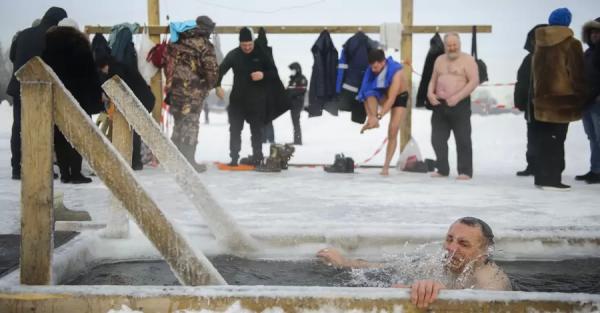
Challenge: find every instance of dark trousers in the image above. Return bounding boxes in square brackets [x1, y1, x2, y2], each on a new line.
[263, 122, 275, 143]
[228, 108, 264, 160]
[532, 121, 568, 186]
[431, 98, 473, 177]
[525, 119, 537, 172]
[54, 127, 83, 177]
[132, 131, 142, 168]
[10, 97, 21, 176]
[290, 100, 303, 144]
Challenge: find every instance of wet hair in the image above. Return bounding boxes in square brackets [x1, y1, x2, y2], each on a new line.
[368, 49, 386, 64]
[457, 217, 494, 247]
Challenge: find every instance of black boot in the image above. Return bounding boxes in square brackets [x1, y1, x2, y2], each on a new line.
[516, 167, 533, 177]
[69, 173, 92, 184]
[575, 171, 594, 181]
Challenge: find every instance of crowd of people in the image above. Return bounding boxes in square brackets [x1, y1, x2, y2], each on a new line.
[6, 7, 598, 190]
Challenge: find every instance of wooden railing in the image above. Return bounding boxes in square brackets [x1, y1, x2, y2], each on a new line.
[15, 57, 225, 286]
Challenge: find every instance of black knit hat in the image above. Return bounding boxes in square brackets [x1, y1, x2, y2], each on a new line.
[239, 27, 253, 42]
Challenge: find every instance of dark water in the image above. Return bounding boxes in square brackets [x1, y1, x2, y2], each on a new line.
[67, 256, 600, 294]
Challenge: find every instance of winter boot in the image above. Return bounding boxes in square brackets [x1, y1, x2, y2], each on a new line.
[271, 143, 295, 169]
[344, 157, 355, 173]
[240, 155, 263, 166]
[54, 192, 92, 221]
[325, 154, 350, 173]
[256, 157, 282, 172]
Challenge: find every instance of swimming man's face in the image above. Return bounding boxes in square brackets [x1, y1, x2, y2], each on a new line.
[443, 222, 486, 273]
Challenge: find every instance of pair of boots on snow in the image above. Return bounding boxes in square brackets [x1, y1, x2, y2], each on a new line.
[324, 154, 355, 173]
[237, 143, 295, 172]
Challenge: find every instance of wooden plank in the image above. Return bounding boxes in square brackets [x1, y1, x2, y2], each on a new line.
[405, 25, 492, 34]
[102, 109, 130, 238]
[85, 25, 381, 35]
[18, 57, 226, 286]
[15, 66, 54, 285]
[1, 285, 599, 313]
[147, 0, 163, 123]
[102, 76, 258, 252]
[400, 0, 413, 151]
[84, 24, 491, 35]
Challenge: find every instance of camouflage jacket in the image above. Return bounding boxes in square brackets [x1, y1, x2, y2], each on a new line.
[164, 28, 218, 108]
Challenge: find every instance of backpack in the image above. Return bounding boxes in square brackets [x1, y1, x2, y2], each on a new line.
[146, 39, 168, 68]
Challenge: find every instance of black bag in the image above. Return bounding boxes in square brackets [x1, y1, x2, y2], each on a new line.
[472, 26, 488, 84]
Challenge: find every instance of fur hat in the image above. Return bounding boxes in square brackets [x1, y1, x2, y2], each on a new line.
[239, 27, 253, 42]
[582, 17, 600, 45]
[195, 15, 215, 36]
[548, 8, 572, 27]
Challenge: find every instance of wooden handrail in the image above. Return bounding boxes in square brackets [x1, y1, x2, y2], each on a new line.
[16, 57, 226, 286]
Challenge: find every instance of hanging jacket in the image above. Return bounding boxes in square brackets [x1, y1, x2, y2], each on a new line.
[108, 23, 139, 48]
[336, 32, 374, 94]
[254, 27, 291, 122]
[533, 26, 586, 123]
[336, 32, 377, 116]
[7, 7, 67, 97]
[416, 32, 444, 109]
[357, 56, 403, 102]
[110, 27, 138, 71]
[308, 30, 338, 117]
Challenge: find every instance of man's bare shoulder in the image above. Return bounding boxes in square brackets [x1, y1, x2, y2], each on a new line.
[459, 53, 477, 65]
[473, 262, 512, 291]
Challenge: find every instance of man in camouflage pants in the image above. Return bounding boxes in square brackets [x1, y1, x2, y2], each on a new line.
[165, 16, 218, 172]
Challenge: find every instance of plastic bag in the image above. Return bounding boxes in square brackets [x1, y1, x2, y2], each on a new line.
[396, 136, 424, 171]
[137, 31, 159, 84]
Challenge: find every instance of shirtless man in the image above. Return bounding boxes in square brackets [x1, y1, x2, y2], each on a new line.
[359, 49, 408, 176]
[317, 217, 511, 309]
[427, 33, 479, 180]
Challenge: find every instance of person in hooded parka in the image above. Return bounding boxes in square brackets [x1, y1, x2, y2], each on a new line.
[7, 7, 67, 180]
[42, 20, 104, 183]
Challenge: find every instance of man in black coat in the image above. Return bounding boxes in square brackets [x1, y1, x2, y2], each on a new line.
[7, 7, 67, 179]
[216, 27, 277, 166]
[42, 24, 104, 183]
[514, 24, 547, 177]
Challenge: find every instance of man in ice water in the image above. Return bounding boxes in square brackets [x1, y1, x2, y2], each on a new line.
[317, 217, 511, 309]
[358, 49, 409, 176]
[427, 33, 479, 180]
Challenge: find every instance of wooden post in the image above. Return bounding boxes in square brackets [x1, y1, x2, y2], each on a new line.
[103, 76, 258, 252]
[103, 108, 131, 238]
[148, 0, 163, 123]
[400, 0, 413, 151]
[16, 67, 54, 285]
[20, 57, 226, 286]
